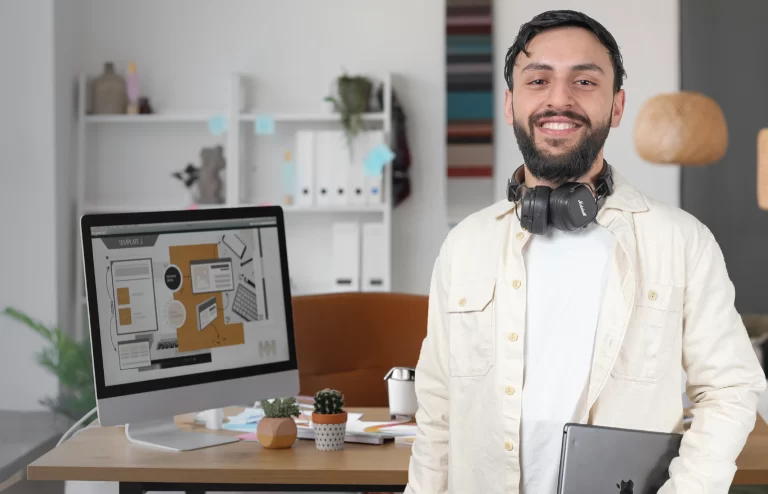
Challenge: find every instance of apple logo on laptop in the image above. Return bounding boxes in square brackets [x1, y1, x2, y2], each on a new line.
[617, 479, 634, 493]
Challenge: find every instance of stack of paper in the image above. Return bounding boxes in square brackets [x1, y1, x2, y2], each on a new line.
[348, 420, 417, 437]
[221, 408, 264, 433]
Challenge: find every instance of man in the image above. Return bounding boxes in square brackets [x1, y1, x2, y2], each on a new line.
[405, 9, 766, 494]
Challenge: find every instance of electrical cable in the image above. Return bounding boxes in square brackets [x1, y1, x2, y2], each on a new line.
[56, 407, 98, 447]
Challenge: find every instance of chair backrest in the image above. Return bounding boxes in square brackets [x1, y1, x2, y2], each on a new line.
[290, 292, 428, 407]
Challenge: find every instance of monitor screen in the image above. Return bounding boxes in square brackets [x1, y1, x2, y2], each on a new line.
[83, 210, 295, 397]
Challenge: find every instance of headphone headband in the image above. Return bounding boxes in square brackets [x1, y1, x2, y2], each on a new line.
[506, 160, 615, 234]
[506, 160, 614, 204]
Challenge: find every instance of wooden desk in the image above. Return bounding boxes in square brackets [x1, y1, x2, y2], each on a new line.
[27, 407, 411, 493]
[736, 414, 768, 485]
[25, 407, 768, 492]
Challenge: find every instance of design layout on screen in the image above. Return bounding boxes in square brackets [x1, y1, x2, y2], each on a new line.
[89, 217, 290, 387]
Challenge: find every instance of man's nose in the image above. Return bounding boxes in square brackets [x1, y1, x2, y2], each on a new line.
[546, 81, 575, 109]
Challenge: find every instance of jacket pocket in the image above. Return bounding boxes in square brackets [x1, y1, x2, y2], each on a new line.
[610, 281, 683, 383]
[446, 278, 496, 377]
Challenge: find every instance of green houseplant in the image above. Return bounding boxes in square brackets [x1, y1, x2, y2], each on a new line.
[311, 388, 347, 451]
[256, 397, 301, 449]
[2, 307, 95, 421]
[324, 73, 373, 155]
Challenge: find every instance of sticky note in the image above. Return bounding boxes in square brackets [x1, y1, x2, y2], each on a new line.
[364, 144, 395, 177]
[207, 116, 228, 136]
[255, 116, 275, 135]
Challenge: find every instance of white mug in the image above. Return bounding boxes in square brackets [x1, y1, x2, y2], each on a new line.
[204, 408, 224, 430]
[384, 367, 417, 419]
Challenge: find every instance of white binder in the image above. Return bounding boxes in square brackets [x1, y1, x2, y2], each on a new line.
[294, 131, 315, 206]
[347, 135, 367, 205]
[331, 221, 360, 292]
[332, 135, 352, 205]
[315, 131, 346, 206]
[361, 222, 387, 291]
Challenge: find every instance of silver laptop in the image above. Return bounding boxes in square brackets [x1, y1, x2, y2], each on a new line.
[557, 423, 682, 494]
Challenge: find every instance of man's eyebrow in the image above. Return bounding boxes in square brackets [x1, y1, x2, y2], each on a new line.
[520, 62, 553, 73]
[519, 62, 605, 75]
[571, 63, 604, 74]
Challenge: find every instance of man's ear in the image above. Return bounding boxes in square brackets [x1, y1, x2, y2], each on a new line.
[504, 89, 514, 125]
[611, 89, 626, 128]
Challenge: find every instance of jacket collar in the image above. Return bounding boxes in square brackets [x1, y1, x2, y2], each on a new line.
[489, 164, 648, 219]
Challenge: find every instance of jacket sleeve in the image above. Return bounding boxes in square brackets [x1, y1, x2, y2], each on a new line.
[404, 238, 452, 494]
[659, 226, 767, 493]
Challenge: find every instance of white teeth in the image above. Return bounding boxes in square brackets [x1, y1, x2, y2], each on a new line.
[542, 122, 577, 130]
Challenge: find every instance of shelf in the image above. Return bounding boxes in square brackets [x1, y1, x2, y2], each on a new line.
[82, 202, 386, 214]
[84, 113, 219, 124]
[280, 204, 386, 213]
[81, 202, 224, 213]
[239, 112, 387, 123]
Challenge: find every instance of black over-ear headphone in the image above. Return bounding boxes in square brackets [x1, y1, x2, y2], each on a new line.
[506, 160, 615, 235]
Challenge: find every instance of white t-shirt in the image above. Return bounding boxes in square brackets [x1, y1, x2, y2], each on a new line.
[519, 221, 616, 494]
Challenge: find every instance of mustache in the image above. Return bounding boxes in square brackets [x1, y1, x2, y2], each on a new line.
[530, 109, 591, 127]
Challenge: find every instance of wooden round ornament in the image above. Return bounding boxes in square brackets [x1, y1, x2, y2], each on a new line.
[634, 91, 728, 166]
[757, 129, 768, 211]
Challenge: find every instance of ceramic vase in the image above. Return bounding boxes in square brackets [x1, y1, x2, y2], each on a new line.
[257, 417, 298, 449]
[312, 411, 347, 451]
[92, 62, 127, 114]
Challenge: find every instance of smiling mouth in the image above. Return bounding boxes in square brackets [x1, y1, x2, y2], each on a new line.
[539, 121, 580, 130]
[535, 119, 584, 136]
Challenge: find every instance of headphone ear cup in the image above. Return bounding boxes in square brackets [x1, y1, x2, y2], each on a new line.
[521, 186, 551, 235]
[550, 183, 598, 231]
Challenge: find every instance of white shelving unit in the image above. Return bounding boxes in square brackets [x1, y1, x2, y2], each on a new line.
[73, 71, 394, 339]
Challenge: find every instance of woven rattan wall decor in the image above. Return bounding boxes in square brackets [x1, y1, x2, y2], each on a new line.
[634, 91, 728, 166]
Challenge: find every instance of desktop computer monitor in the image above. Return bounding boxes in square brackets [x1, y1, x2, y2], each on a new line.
[80, 206, 300, 451]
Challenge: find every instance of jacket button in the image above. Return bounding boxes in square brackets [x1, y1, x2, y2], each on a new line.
[515, 232, 525, 240]
[512, 280, 521, 289]
[505, 386, 515, 395]
[648, 290, 658, 301]
[458, 298, 466, 307]
[505, 441, 514, 451]
[508, 332, 518, 342]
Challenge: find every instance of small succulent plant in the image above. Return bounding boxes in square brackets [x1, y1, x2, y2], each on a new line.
[313, 388, 345, 414]
[260, 397, 300, 419]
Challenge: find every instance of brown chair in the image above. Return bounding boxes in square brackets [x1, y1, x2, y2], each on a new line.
[290, 292, 428, 408]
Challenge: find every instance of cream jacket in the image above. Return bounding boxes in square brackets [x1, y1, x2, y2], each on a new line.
[404, 167, 766, 494]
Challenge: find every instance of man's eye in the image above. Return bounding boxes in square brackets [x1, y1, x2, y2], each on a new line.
[530, 79, 546, 85]
[576, 80, 594, 85]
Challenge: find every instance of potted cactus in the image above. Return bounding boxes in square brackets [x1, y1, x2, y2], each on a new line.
[256, 397, 300, 449]
[312, 389, 347, 451]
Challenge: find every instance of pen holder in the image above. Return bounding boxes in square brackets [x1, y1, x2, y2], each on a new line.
[204, 408, 224, 430]
[384, 367, 417, 419]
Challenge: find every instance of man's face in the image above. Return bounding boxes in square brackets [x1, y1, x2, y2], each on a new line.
[504, 26, 625, 185]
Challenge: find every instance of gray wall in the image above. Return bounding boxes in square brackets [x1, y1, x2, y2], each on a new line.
[680, 0, 768, 315]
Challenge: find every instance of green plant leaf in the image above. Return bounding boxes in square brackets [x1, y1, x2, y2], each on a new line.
[2, 307, 95, 421]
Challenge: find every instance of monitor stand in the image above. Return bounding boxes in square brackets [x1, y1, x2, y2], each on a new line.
[125, 417, 240, 452]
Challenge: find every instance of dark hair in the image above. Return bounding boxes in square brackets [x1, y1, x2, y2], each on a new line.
[504, 10, 626, 94]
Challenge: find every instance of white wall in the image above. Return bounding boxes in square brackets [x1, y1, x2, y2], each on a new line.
[79, 0, 447, 295]
[492, 1, 681, 206]
[0, 0, 59, 409]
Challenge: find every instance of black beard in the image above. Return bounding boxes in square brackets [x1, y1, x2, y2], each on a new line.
[513, 109, 611, 185]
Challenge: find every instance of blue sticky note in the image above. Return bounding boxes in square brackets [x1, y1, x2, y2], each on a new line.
[364, 144, 395, 177]
[255, 116, 275, 135]
[207, 116, 228, 136]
